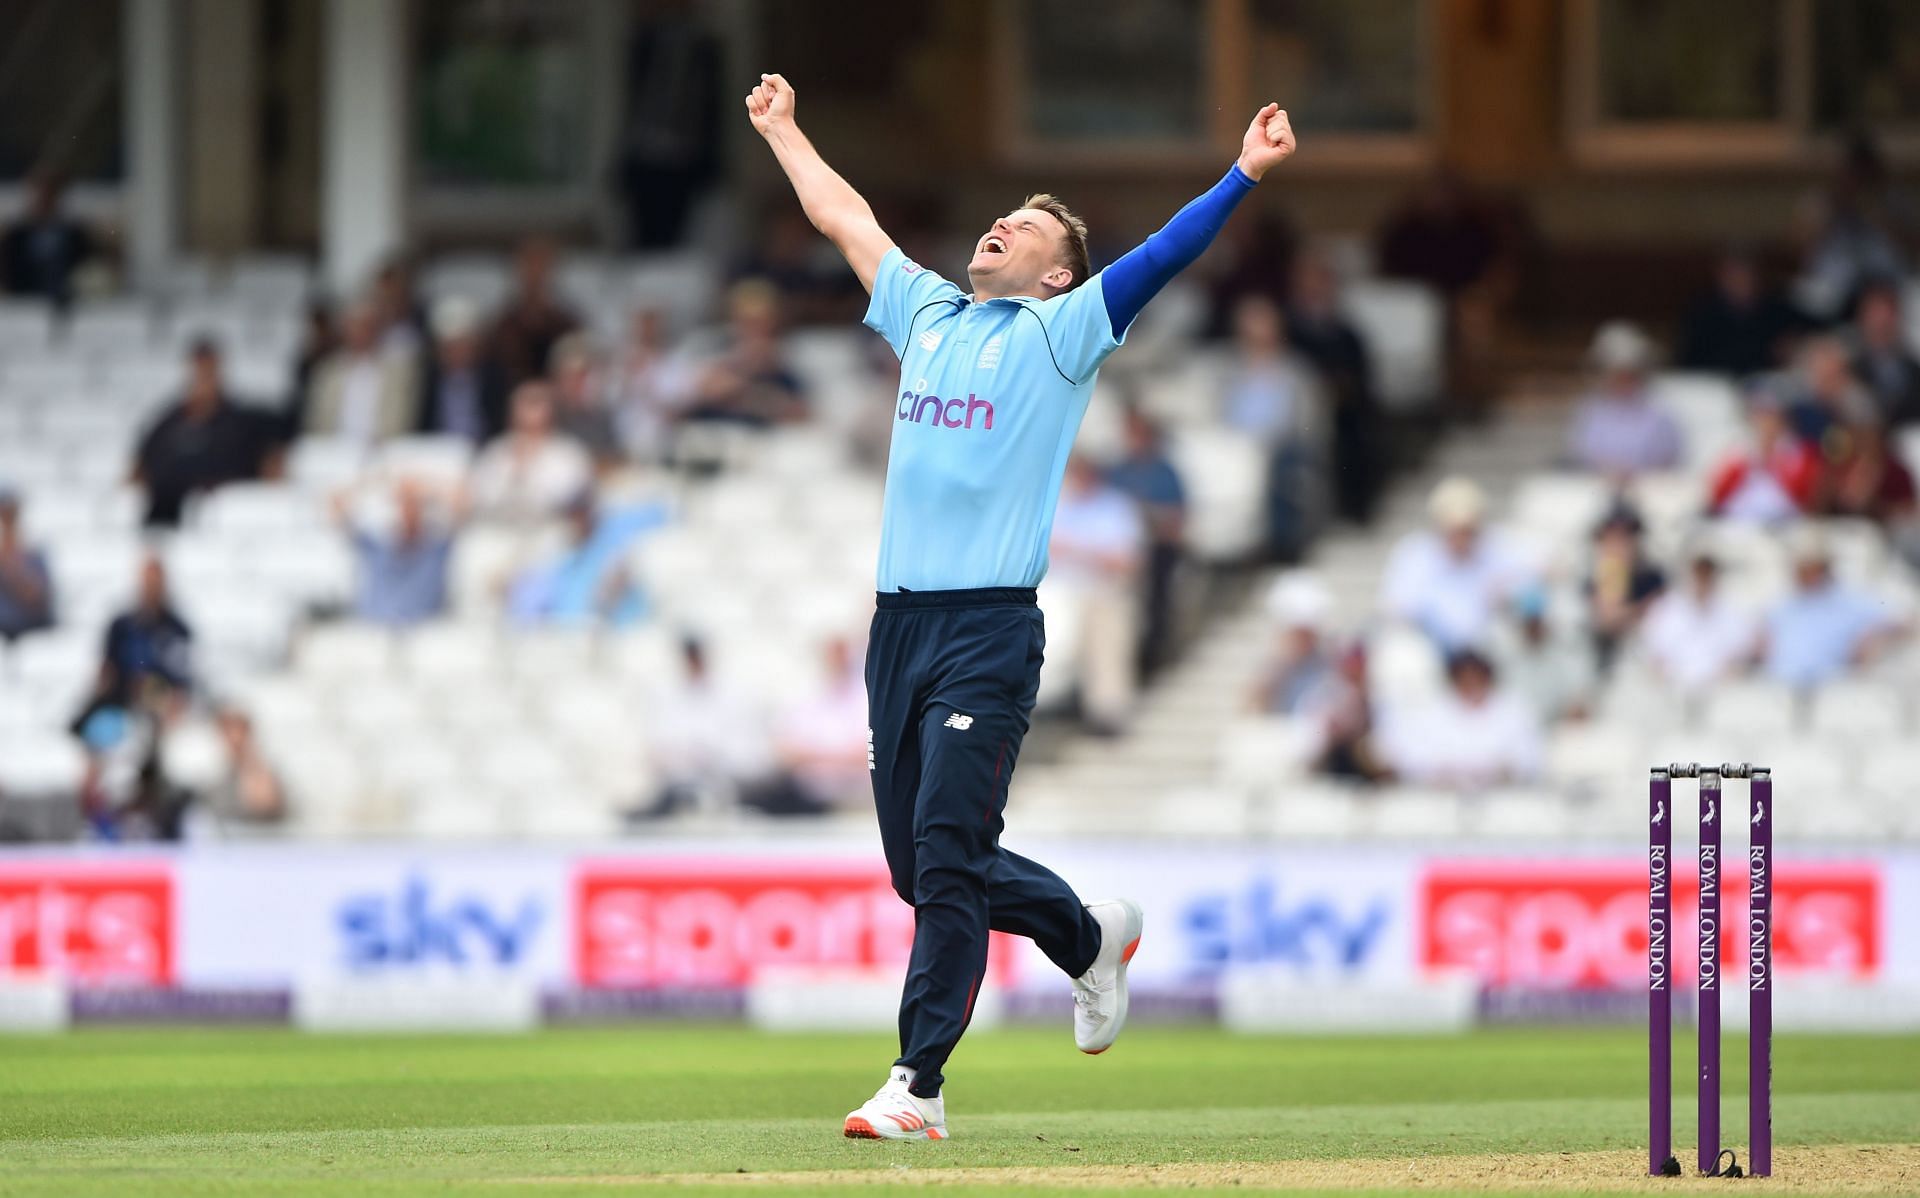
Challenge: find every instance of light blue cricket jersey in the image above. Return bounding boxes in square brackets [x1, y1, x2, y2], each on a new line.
[863, 246, 1125, 592]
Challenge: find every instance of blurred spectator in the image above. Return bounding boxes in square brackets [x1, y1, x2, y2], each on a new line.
[1381, 477, 1535, 651]
[369, 256, 429, 359]
[1319, 643, 1385, 782]
[1205, 211, 1297, 337]
[684, 280, 808, 426]
[71, 559, 199, 844]
[1493, 589, 1596, 724]
[417, 297, 508, 443]
[0, 169, 95, 306]
[1049, 456, 1145, 735]
[1379, 649, 1543, 789]
[1676, 247, 1801, 377]
[1286, 251, 1383, 524]
[469, 381, 594, 526]
[1567, 323, 1682, 477]
[1378, 169, 1503, 300]
[1642, 549, 1759, 698]
[196, 709, 287, 830]
[487, 238, 580, 390]
[1106, 407, 1186, 675]
[1584, 508, 1665, 671]
[1785, 336, 1877, 450]
[617, 0, 722, 249]
[287, 299, 340, 431]
[1246, 575, 1384, 781]
[505, 494, 655, 628]
[611, 307, 695, 461]
[132, 340, 281, 527]
[1797, 134, 1913, 320]
[1245, 573, 1342, 717]
[738, 209, 864, 325]
[634, 637, 772, 818]
[757, 636, 868, 816]
[1706, 391, 1820, 524]
[1848, 278, 1920, 428]
[0, 489, 54, 642]
[549, 333, 623, 466]
[1824, 421, 1917, 528]
[1221, 295, 1325, 560]
[1761, 526, 1907, 688]
[333, 478, 464, 628]
[303, 301, 420, 444]
[1378, 168, 1527, 415]
[78, 556, 192, 719]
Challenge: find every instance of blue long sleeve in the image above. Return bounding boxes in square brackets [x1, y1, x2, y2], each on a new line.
[1101, 164, 1258, 337]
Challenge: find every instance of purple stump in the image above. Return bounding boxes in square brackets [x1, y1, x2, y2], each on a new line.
[1649, 769, 1676, 1176]
[1749, 771, 1773, 1176]
[1698, 769, 1723, 1175]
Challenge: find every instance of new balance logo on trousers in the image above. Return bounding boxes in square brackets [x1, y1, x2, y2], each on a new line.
[942, 713, 973, 730]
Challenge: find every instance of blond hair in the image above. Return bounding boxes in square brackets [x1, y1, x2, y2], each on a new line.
[1020, 193, 1091, 293]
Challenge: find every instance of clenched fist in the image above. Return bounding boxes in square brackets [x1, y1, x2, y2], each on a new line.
[1236, 103, 1297, 181]
[745, 73, 795, 136]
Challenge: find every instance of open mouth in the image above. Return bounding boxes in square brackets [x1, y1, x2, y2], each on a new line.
[981, 236, 1007, 256]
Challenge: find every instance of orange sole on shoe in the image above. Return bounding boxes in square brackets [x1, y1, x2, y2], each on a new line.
[843, 1116, 945, 1140]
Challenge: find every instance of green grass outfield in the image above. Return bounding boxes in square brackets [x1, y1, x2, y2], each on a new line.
[1, 1026, 1916, 1196]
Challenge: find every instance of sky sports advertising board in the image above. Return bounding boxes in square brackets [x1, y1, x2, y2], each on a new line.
[0, 841, 1907, 1013]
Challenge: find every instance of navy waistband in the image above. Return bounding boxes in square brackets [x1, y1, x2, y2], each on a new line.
[875, 587, 1038, 611]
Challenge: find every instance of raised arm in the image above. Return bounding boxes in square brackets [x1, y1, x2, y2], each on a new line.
[1101, 105, 1297, 336]
[745, 74, 894, 293]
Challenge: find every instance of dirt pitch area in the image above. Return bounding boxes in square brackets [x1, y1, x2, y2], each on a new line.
[602, 1144, 1920, 1193]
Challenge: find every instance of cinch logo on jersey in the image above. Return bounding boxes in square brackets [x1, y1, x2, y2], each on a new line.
[897, 389, 994, 430]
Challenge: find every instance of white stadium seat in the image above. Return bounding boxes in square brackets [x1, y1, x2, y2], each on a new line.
[1341, 280, 1442, 411]
[529, 677, 641, 747]
[376, 435, 475, 488]
[401, 622, 500, 686]
[287, 437, 372, 492]
[1267, 786, 1364, 839]
[1810, 681, 1906, 740]
[1167, 426, 1267, 562]
[65, 301, 154, 355]
[1547, 724, 1644, 790]
[420, 255, 510, 310]
[371, 738, 464, 803]
[1510, 474, 1610, 543]
[408, 785, 508, 839]
[1216, 716, 1317, 787]
[0, 300, 55, 353]
[1702, 680, 1798, 738]
[1858, 745, 1920, 801]
[1470, 791, 1573, 839]
[1368, 789, 1468, 838]
[228, 255, 313, 306]
[332, 680, 430, 743]
[3, 357, 92, 402]
[295, 624, 395, 681]
[0, 732, 86, 795]
[503, 628, 598, 681]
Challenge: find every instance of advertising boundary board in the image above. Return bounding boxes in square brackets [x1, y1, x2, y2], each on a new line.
[0, 840, 1911, 1030]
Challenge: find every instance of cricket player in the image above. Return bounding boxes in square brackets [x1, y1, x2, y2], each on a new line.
[745, 72, 1296, 1141]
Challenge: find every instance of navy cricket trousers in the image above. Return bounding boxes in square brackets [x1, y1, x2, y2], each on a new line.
[866, 587, 1103, 1098]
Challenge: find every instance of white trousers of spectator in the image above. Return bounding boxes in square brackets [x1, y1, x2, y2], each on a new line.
[1074, 584, 1138, 728]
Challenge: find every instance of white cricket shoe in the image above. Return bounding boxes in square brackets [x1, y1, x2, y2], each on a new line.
[1073, 898, 1144, 1054]
[843, 1066, 947, 1140]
